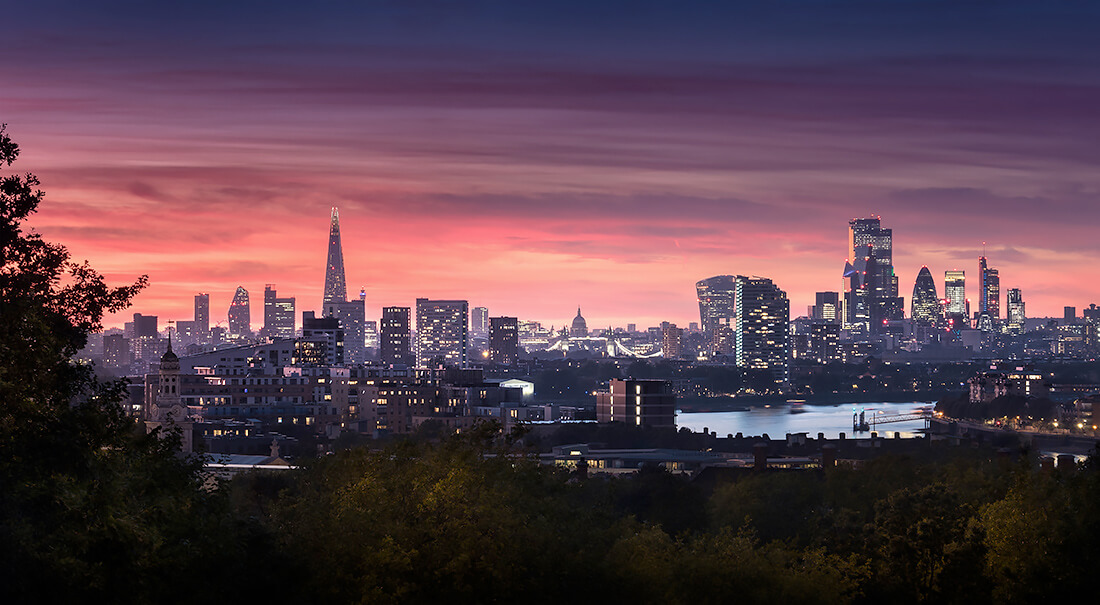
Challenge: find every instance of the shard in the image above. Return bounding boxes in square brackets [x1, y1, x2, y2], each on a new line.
[323, 207, 348, 306]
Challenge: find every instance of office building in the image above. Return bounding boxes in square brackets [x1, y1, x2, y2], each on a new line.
[696, 275, 737, 340]
[227, 286, 251, 337]
[489, 316, 519, 366]
[322, 207, 348, 307]
[1083, 304, 1100, 324]
[734, 276, 790, 386]
[194, 293, 209, 337]
[263, 284, 296, 339]
[1065, 306, 1077, 324]
[662, 324, 683, 359]
[325, 297, 366, 365]
[1007, 288, 1026, 335]
[416, 299, 469, 368]
[843, 245, 872, 333]
[979, 256, 1001, 320]
[132, 313, 158, 338]
[103, 333, 131, 373]
[364, 320, 378, 352]
[811, 291, 840, 323]
[380, 306, 413, 366]
[911, 267, 940, 326]
[846, 217, 902, 332]
[299, 311, 344, 366]
[944, 271, 966, 318]
[809, 321, 840, 363]
[471, 306, 489, 338]
[596, 379, 676, 428]
[173, 320, 198, 348]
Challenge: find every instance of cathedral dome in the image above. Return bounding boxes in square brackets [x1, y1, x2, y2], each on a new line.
[570, 307, 588, 337]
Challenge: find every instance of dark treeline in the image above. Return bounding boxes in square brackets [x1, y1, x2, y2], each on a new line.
[8, 413, 1100, 603]
[233, 433, 1100, 604]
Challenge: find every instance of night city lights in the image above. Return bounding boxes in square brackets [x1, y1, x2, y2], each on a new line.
[3, 2, 1100, 603]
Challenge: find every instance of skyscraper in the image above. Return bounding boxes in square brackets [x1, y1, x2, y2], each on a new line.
[1007, 288, 1026, 334]
[471, 306, 489, 338]
[416, 299, 469, 368]
[263, 284, 296, 339]
[325, 298, 366, 365]
[380, 306, 413, 366]
[227, 286, 250, 337]
[323, 207, 347, 307]
[319, 210, 365, 363]
[845, 218, 902, 332]
[979, 256, 1001, 320]
[489, 316, 519, 366]
[843, 245, 873, 333]
[661, 324, 683, 359]
[734, 276, 790, 386]
[985, 256, 994, 312]
[984, 269, 1000, 319]
[811, 291, 840, 323]
[696, 275, 737, 342]
[194, 293, 209, 336]
[911, 267, 940, 326]
[944, 271, 966, 318]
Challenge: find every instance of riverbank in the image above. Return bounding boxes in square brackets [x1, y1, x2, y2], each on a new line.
[678, 391, 945, 412]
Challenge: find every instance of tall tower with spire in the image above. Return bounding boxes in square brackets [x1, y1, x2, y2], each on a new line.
[144, 334, 193, 453]
[321, 207, 367, 364]
[323, 207, 348, 306]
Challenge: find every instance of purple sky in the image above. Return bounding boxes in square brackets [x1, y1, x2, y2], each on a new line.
[4, 1, 1100, 330]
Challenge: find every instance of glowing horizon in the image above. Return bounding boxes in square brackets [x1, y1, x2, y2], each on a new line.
[5, 1, 1100, 331]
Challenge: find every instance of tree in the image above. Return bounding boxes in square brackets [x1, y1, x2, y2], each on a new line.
[1, 123, 145, 463]
[0, 125, 259, 603]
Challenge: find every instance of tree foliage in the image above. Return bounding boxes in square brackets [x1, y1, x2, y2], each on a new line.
[0, 125, 262, 604]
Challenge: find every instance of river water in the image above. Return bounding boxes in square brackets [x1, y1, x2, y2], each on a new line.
[677, 401, 933, 439]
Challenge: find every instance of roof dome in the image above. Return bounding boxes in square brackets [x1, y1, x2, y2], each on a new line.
[160, 337, 180, 370]
[570, 307, 588, 337]
[161, 343, 178, 363]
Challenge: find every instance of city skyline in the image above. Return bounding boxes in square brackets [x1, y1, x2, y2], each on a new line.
[90, 207, 1073, 334]
[5, 2, 1100, 328]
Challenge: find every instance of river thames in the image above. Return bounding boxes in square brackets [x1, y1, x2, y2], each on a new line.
[677, 401, 934, 439]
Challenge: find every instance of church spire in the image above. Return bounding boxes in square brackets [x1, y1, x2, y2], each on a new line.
[323, 207, 348, 306]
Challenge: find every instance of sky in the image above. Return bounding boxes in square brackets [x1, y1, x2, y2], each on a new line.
[4, 1, 1100, 331]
